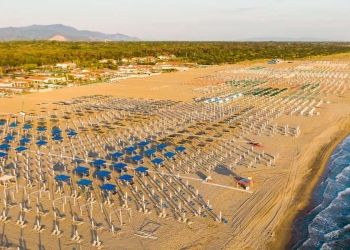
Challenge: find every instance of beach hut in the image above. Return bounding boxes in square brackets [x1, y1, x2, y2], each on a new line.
[236, 177, 254, 190]
[131, 155, 144, 164]
[96, 170, 112, 181]
[100, 183, 117, 195]
[119, 174, 134, 185]
[73, 166, 90, 177]
[134, 166, 149, 177]
[111, 162, 127, 173]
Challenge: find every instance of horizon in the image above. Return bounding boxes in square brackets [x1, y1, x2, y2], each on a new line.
[1, 0, 350, 41]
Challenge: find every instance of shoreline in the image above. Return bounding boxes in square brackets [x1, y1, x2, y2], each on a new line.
[272, 118, 350, 249]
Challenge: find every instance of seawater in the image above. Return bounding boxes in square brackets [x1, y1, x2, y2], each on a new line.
[292, 135, 350, 250]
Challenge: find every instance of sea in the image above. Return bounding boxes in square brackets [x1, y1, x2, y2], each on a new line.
[292, 134, 350, 250]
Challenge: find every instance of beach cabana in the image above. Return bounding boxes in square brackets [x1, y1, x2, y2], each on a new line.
[77, 179, 93, 190]
[100, 183, 117, 195]
[164, 151, 176, 160]
[157, 143, 167, 151]
[138, 141, 149, 148]
[125, 146, 137, 155]
[175, 146, 186, 154]
[96, 170, 111, 181]
[4, 135, 15, 142]
[111, 151, 124, 160]
[144, 149, 156, 158]
[119, 174, 134, 185]
[134, 166, 149, 176]
[151, 158, 164, 167]
[111, 162, 127, 173]
[131, 155, 144, 164]
[73, 166, 90, 177]
[236, 177, 254, 190]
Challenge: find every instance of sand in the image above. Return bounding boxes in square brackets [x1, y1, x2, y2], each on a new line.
[0, 59, 349, 250]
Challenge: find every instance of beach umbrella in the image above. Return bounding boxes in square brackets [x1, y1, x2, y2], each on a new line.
[164, 151, 176, 159]
[100, 183, 116, 191]
[23, 124, 32, 130]
[175, 146, 186, 153]
[52, 135, 63, 141]
[96, 170, 111, 180]
[125, 146, 137, 154]
[151, 158, 164, 165]
[4, 135, 15, 142]
[76, 179, 93, 187]
[67, 131, 78, 137]
[0, 144, 10, 150]
[134, 166, 149, 174]
[157, 143, 167, 150]
[15, 146, 28, 152]
[110, 151, 124, 158]
[144, 149, 156, 157]
[138, 141, 149, 147]
[54, 174, 71, 182]
[73, 166, 90, 176]
[37, 127, 47, 132]
[19, 138, 31, 144]
[0, 152, 8, 158]
[119, 174, 134, 183]
[36, 140, 47, 146]
[0, 121, 5, 126]
[131, 155, 143, 164]
[9, 123, 18, 128]
[93, 159, 106, 166]
[111, 162, 127, 172]
[52, 129, 62, 135]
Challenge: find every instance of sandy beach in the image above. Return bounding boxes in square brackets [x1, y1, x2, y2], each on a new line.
[0, 59, 349, 250]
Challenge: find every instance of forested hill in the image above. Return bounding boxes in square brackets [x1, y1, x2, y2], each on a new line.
[0, 41, 350, 67]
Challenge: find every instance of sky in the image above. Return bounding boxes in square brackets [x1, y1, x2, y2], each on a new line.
[1, 0, 350, 41]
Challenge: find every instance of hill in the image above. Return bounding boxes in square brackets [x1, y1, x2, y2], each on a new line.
[0, 24, 140, 41]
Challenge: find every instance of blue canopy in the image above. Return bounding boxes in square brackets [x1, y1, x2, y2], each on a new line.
[9, 123, 18, 128]
[51, 129, 62, 135]
[37, 127, 47, 132]
[175, 146, 186, 152]
[96, 170, 111, 177]
[36, 140, 47, 146]
[111, 152, 124, 158]
[138, 141, 149, 147]
[93, 159, 106, 165]
[4, 135, 15, 141]
[0, 121, 5, 126]
[15, 146, 27, 152]
[0, 144, 10, 150]
[151, 158, 164, 164]
[119, 174, 134, 181]
[19, 138, 31, 144]
[135, 166, 149, 173]
[0, 152, 8, 158]
[164, 151, 176, 158]
[52, 135, 63, 141]
[111, 162, 127, 170]
[157, 143, 167, 150]
[100, 183, 116, 191]
[67, 131, 78, 137]
[131, 155, 143, 162]
[54, 175, 71, 182]
[144, 149, 156, 156]
[74, 166, 90, 174]
[23, 125, 32, 130]
[125, 146, 137, 152]
[77, 179, 93, 186]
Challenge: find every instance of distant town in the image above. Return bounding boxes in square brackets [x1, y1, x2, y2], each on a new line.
[0, 55, 197, 96]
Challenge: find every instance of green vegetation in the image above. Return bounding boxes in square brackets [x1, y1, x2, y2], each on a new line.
[0, 41, 350, 67]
